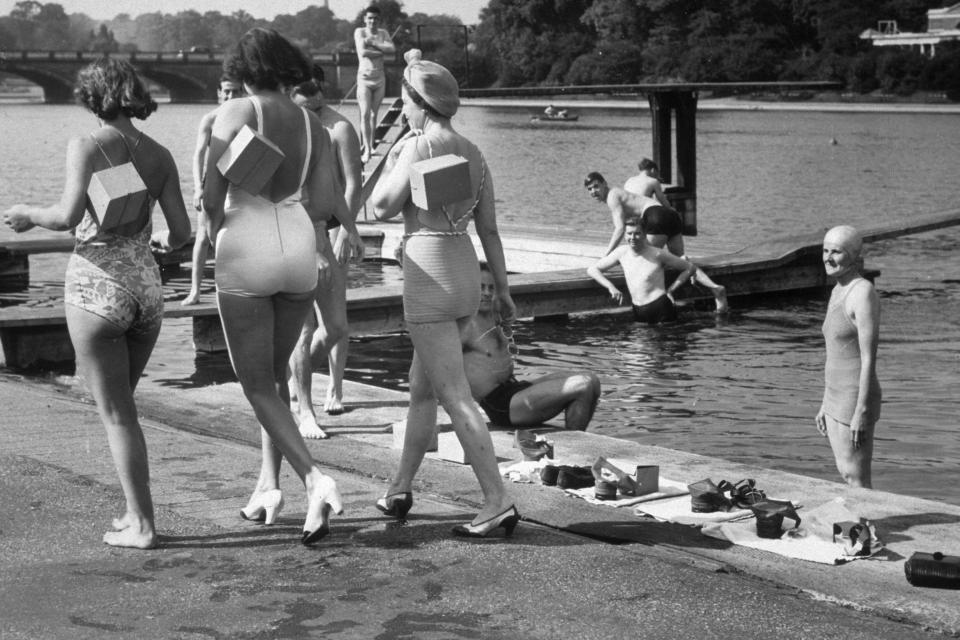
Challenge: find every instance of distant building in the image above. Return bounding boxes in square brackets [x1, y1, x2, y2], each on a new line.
[860, 3, 960, 57]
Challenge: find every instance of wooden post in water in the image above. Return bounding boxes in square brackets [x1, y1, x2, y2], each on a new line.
[648, 89, 698, 236]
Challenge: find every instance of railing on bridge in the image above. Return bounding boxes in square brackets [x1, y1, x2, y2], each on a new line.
[3, 49, 348, 65]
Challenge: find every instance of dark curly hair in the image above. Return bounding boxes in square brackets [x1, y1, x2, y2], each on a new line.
[74, 57, 157, 121]
[223, 28, 311, 92]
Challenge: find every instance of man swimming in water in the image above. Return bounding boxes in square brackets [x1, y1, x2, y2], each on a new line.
[586, 171, 727, 313]
[587, 217, 697, 324]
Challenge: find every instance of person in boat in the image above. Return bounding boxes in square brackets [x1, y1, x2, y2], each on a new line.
[587, 217, 696, 324]
[370, 49, 520, 538]
[288, 66, 365, 436]
[816, 225, 881, 489]
[544, 104, 558, 117]
[586, 171, 727, 313]
[623, 160, 728, 313]
[202, 28, 350, 545]
[354, 4, 396, 163]
[182, 74, 245, 306]
[3, 58, 192, 549]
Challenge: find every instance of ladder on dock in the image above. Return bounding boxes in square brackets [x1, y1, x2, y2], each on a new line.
[359, 97, 409, 219]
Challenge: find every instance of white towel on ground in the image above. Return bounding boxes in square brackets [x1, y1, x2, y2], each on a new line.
[700, 497, 885, 565]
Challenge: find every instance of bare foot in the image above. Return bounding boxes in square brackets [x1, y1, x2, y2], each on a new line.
[103, 527, 156, 549]
[111, 513, 135, 531]
[714, 286, 729, 314]
[299, 413, 329, 439]
[181, 290, 200, 306]
[324, 392, 344, 416]
[361, 148, 371, 163]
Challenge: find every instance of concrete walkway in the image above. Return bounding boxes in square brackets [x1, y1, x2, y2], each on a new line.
[1, 371, 957, 639]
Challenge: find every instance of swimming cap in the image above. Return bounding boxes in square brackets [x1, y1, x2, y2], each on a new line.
[403, 49, 459, 118]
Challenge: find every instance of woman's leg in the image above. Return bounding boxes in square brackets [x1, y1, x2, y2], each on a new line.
[217, 291, 316, 479]
[385, 351, 438, 495]
[312, 252, 349, 415]
[824, 415, 874, 488]
[406, 321, 512, 523]
[66, 305, 159, 549]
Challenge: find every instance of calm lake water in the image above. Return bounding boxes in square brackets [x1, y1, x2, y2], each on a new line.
[1, 102, 958, 505]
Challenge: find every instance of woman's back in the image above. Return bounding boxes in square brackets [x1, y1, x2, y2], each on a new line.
[217, 94, 313, 203]
[80, 127, 172, 240]
[407, 130, 485, 232]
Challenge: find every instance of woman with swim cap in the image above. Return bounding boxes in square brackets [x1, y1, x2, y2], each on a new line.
[816, 225, 881, 488]
[371, 50, 520, 538]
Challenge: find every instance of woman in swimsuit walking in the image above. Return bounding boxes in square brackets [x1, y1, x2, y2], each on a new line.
[371, 50, 520, 538]
[4, 58, 192, 549]
[203, 28, 347, 545]
[816, 225, 881, 488]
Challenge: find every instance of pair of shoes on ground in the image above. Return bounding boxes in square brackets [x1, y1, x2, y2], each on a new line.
[540, 464, 594, 489]
[688, 478, 767, 513]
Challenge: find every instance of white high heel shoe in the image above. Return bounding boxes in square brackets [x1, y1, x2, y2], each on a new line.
[302, 473, 344, 545]
[240, 489, 284, 525]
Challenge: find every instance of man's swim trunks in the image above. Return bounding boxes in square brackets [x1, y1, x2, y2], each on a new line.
[478, 376, 533, 426]
[632, 294, 677, 324]
[642, 205, 683, 237]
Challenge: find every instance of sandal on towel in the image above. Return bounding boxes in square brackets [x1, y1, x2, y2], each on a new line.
[731, 478, 767, 509]
[591, 457, 642, 496]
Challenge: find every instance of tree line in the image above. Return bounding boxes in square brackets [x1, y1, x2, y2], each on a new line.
[2, 0, 959, 100]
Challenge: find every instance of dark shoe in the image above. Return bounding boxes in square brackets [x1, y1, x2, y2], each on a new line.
[375, 492, 413, 519]
[751, 499, 801, 539]
[452, 506, 520, 538]
[688, 478, 733, 513]
[557, 465, 595, 490]
[594, 480, 619, 501]
[540, 465, 560, 486]
[731, 479, 766, 509]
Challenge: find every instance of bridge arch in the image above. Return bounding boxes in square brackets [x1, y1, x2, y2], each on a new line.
[0, 63, 76, 102]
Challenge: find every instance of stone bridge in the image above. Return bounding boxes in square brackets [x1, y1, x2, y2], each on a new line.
[0, 50, 389, 102]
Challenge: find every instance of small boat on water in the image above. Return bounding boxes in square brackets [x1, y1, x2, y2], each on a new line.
[530, 113, 580, 123]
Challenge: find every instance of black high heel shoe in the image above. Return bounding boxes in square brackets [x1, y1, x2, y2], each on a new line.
[452, 506, 520, 539]
[375, 492, 413, 519]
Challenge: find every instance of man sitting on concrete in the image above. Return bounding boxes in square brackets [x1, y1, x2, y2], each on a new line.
[464, 264, 601, 431]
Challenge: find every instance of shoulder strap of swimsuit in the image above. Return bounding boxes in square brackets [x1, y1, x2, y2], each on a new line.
[299, 107, 312, 190]
[412, 134, 486, 231]
[250, 95, 264, 134]
[89, 133, 114, 167]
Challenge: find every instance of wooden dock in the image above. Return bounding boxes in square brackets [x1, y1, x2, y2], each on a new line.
[2, 209, 959, 370]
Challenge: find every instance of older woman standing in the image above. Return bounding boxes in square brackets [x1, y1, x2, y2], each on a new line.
[3, 58, 191, 548]
[816, 225, 882, 488]
[203, 28, 346, 545]
[371, 50, 520, 537]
